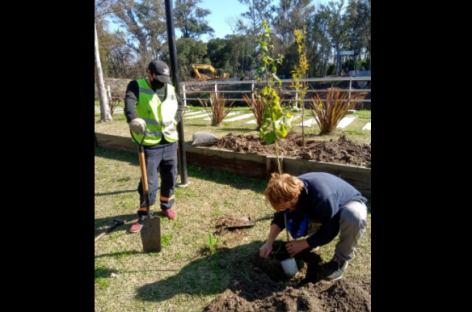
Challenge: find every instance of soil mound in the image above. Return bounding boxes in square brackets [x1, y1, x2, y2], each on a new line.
[213, 131, 371, 167]
[204, 242, 371, 311]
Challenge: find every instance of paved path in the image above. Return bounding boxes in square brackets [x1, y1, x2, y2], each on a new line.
[95, 106, 371, 131]
[223, 113, 254, 122]
[185, 113, 210, 119]
[202, 112, 239, 121]
[336, 115, 358, 128]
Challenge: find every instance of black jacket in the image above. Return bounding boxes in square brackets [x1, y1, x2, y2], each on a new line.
[271, 172, 367, 248]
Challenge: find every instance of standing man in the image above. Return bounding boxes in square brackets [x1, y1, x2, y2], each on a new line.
[124, 60, 183, 232]
[259, 172, 368, 281]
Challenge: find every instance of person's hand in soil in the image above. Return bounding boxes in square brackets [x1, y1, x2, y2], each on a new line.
[260, 224, 283, 258]
[286, 239, 310, 257]
[259, 241, 273, 258]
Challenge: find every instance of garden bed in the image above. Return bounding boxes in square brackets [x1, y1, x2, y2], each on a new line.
[95, 132, 371, 197]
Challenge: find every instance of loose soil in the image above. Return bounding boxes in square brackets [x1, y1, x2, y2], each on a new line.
[213, 131, 371, 168]
[205, 240, 371, 311]
[213, 216, 252, 235]
[186, 73, 214, 82]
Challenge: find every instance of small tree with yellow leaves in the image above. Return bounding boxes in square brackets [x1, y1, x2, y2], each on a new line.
[254, 20, 291, 174]
[290, 27, 309, 147]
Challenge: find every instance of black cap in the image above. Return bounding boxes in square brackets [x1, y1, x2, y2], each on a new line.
[148, 60, 172, 84]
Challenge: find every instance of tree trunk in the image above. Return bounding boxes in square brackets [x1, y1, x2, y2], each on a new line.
[94, 21, 112, 122]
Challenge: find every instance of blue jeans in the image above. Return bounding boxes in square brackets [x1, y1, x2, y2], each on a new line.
[137, 143, 178, 216]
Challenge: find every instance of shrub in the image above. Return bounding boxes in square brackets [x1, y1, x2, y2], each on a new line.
[310, 87, 360, 135]
[198, 91, 236, 126]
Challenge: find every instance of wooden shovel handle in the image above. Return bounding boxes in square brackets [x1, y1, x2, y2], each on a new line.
[138, 151, 149, 192]
[94, 222, 119, 242]
[254, 214, 274, 222]
[130, 130, 151, 217]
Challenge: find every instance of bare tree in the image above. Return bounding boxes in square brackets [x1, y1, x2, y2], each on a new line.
[272, 0, 315, 45]
[174, 0, 214, 40]
[225, 16, 240, 35]
[237, 0, 275, 50]
[95, 0, 117, 122]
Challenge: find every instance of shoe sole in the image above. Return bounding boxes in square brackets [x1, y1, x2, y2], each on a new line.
[129, 225, 143, 233]
[322, 262, 348, 281]
[163, 213, 177, 220]
[156, 211, 177, 220]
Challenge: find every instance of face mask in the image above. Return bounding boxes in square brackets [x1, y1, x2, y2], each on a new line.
[151, 79, 162, 89]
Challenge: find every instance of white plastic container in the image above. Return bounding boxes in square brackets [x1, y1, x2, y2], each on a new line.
[280, 257, 298, 277]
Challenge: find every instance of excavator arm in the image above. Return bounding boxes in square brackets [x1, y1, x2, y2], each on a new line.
[191, 64, 202, 79]
[192, 64, 229, 80]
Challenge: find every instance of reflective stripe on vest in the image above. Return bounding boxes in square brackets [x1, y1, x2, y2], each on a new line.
[131, 79, 179, 145]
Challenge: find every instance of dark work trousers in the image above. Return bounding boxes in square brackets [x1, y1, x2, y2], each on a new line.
[137, 142, 178, 217]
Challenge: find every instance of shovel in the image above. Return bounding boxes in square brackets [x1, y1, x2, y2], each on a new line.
[95, 219, 126, 242]
[227, 214, 274, 229]
[130, 130, 161, 253]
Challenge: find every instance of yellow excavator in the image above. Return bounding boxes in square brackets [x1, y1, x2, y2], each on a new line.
[191, 64, 230, 80]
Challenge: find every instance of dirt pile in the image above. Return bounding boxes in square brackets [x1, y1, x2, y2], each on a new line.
[213, 131, 371, 168]
[204, 241, 371, 312]
[187, 73, 212, 82]
[213, 216, 251, 235]
[205, 280, 371, 312]
[205, 221, 371, 312]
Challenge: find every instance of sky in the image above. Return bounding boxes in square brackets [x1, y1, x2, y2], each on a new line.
[106, 0, 330, 42]
[106, 0, 248, 42]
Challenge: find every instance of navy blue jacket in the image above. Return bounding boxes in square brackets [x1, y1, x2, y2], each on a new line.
[271, 172, 367, 248]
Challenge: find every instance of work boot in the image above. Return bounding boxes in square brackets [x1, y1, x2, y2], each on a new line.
[129, 217, 143, 233]
[163, 209, 177, 219]
[130, 209, 154, 233]
[321, 255, 348, 281]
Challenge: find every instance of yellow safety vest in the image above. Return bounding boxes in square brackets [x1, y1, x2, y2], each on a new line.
[131, 79, 179, 145]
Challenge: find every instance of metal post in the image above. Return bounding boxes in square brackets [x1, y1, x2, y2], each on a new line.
[251, 82, 254, 101]
[335, 51, 339, 76]
[182, 83, 187, 107]
[164, 0, 188, 186]
[349, 77, 352, 98]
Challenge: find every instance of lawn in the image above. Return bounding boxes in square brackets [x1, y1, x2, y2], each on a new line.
[95, 105, 371, 146]
[95, 145, 371, 311]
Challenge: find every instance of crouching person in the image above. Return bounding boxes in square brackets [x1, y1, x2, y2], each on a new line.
[259, 172, 368, 281]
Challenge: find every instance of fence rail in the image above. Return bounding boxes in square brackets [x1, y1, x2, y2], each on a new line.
[96, 76, 371, 107]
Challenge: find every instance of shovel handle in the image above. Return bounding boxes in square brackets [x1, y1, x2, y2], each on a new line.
[253, 214, 274, 222]
[130, 130, 151, 217]
[95, 222, 119, 242]
[138, 151, 149, 192]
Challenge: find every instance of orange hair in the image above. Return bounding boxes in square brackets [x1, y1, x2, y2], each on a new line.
[263, 173, 304, 209]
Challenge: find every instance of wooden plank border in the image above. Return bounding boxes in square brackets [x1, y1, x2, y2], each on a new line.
[95, 133, 371, 196]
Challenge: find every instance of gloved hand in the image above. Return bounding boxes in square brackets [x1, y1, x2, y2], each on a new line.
[129, 118, 146, 134]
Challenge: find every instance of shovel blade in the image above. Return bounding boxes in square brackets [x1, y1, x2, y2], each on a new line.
[227, 217, 255, 229]
[140, 216, 161, 253]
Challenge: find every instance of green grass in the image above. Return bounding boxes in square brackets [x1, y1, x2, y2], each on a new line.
[95, 146, 371, 311]
[95, 106, 371, 145]
[161, 234, 173, 248]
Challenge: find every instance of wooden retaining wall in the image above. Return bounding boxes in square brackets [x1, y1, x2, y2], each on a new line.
[95, 133, 371, 197]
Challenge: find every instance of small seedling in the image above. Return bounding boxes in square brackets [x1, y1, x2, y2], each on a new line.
[207, 230, 219, 254]
[241, 268, 253, 285]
